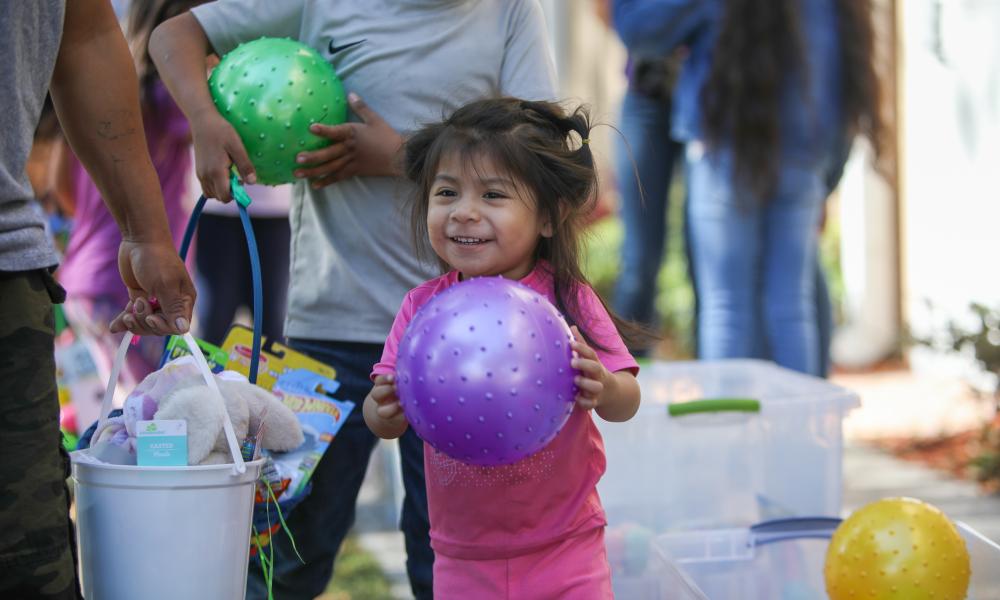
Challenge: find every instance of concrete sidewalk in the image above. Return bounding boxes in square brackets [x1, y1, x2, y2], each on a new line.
[843, 443, 1000, 547]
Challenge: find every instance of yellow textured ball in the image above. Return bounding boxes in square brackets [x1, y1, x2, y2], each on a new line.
[825, 497, 971, 600]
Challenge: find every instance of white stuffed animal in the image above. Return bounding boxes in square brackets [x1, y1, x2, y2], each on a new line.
[93, 356, 303, 465]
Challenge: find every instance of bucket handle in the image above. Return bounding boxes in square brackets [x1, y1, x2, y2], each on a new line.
[97, 331, 247, 474]
[160, 173, 263, 384]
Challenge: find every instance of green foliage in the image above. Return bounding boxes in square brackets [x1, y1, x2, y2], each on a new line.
[582, 211, 695, 358]
[915, 302, 1000, 399]
[914, 302, 1000, 486]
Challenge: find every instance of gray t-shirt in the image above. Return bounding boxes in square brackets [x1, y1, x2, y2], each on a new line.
[192, 0, 557, 343]
[0, 2, 65, 272]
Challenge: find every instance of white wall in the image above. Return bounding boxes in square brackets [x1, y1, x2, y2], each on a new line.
[901, 0, 1000, 380]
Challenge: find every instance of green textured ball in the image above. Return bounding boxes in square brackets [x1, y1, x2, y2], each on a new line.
[209, 37, 347, 185]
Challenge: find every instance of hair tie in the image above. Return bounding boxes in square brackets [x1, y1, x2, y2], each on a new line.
[581, 138, 590, 145]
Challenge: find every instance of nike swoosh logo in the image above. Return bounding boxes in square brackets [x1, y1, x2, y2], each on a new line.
[329, 39, 366, 55]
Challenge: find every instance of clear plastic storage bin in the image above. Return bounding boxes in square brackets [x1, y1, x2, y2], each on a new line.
[598, 360, 859, 533]
[651, 518, 1000, 600]
[597, 360, 859, 597]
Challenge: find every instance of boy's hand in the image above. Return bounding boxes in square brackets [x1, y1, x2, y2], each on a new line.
[293, 93, 403, 188]
[191, 108, 256, 202]
[371, 373, 404, 420]
[569, 325, 612, 411]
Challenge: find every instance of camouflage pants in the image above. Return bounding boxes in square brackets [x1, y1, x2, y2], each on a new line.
[0, 270, 81, 600]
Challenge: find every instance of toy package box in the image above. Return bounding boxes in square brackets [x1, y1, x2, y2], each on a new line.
[218, 326, 355, 558]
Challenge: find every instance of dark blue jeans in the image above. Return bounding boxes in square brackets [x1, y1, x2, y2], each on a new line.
[612, 87, 683, 347]
[195, 213, 290, 346]
[245, 339, 433, 600]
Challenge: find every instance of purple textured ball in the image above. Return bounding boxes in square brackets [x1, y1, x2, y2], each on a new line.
[396, 277, 577, 466]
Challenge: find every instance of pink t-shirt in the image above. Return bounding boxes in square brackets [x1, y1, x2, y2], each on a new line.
[372, 262, 638, 560]
[59, 81, 191, 305]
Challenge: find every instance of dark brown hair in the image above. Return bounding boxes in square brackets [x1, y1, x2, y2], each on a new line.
[701, 0, 886, 201]
[404, 97, 648, 350]
[128, 0, 205, 105]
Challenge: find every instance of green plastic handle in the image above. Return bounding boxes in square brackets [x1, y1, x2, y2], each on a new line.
[667, 398, 761, 417]
[230, 170, 253, 208]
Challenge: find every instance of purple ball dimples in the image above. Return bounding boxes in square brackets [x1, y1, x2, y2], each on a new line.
[395, 276, 577, 466]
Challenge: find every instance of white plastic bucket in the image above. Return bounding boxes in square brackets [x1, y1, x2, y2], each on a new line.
[71, 332, 263, 600]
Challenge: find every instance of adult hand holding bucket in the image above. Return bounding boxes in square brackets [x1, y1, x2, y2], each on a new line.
[72, 183, 268, 600]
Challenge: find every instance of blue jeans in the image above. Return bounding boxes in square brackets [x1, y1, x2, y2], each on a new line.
[612, 88, 683, 343]
[195, 214, 290, 346]
[686, 148, 824, 375]
[245, 340, 433, 600]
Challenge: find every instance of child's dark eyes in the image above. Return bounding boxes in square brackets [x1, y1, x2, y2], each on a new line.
[431, 189, 509, 201]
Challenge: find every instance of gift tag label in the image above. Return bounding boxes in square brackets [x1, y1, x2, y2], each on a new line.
[136, 420, 188, 466]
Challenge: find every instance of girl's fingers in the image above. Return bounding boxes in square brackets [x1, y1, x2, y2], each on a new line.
[376, 401, 402, 419]
[574, 375, 603, 396]
[570, 339, 598, 360]
[571, 356, 602, 376]
[371, 384, 397, 402]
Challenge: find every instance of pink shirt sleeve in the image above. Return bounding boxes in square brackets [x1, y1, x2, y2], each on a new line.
[576, 285, 640, 376]
[371, 291, 417, 380]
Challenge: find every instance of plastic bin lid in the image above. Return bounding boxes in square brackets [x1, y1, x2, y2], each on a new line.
[638, 359, 860, 416]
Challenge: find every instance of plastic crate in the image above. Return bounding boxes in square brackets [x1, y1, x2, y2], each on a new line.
[597, 359, 859, 535]
[649, 518, 1000, 600]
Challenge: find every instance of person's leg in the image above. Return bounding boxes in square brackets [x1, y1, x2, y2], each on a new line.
[433, 553, 508, 599]
[612, 88, 678, 343]
[244, 339, 407, 600]
[0, 270, 80, 600]
[250, 216, 291, 343]
[194, 214, 250, 346]
[511, 528, 613, 600]
[760, 168, 824, 375]
[685, 148, 762, 359]
[398, 426, 433, 599]
[815, 252, 833, 378]
[682, 163, 700, 355]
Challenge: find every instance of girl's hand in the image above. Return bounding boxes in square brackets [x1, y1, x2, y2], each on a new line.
[293, 93, 404, 188]
[371, 373, 403, 420]
[569, 325, 612, 411]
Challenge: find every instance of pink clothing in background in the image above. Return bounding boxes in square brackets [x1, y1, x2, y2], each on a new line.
[59, 81, 191, 306]
[372, 261, 638, 564]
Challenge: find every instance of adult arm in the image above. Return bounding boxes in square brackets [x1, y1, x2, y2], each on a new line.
[50, 0, 194, 335]
[612, 0, 712, 55]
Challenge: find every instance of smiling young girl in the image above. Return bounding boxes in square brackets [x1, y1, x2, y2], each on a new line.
[364, 98, 641, 599]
